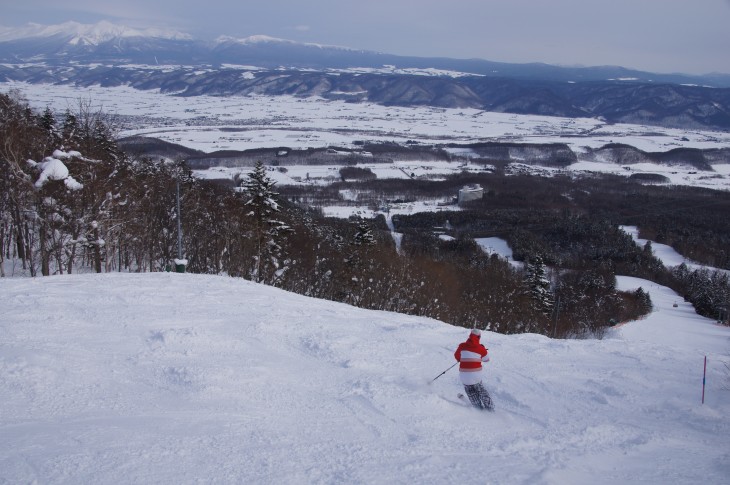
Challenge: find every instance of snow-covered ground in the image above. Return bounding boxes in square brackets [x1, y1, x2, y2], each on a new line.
[4, 81, 730, 191]
[621, 225, 728, 275]
[476, 237, 524, 269]
[621, 225, 693, 267]
[3, 81, 728, 153]
[1, 272, 728, 484]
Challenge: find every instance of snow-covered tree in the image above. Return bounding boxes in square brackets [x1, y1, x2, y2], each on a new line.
[241, 161, 290, 283]
[634, 287, 653, 314]
[643, 240, 653, 257]
[524, 255, 554, 316]
[353, 219, 375, 247]
[61, 109, 79, 149]
[338, 218, 378, 307]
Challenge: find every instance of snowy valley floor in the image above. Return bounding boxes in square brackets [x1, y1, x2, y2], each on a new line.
[1, 272, 729, 484]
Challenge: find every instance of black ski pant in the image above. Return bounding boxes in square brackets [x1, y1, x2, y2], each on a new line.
[464, 382, 494, 411]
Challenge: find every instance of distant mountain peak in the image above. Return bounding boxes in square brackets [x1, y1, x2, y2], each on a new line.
[0, 20, 192, 44]
[216, 34, 289, 44]
[213, 34, 362, 53]
[1, 20, 729, 92]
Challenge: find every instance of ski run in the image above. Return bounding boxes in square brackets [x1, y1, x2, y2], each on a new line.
[1, 271, 729, 484]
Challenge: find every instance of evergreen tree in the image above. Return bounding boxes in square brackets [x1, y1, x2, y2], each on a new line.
[38, 107, 59, 141]
[634, 287, 653, 314]
[353, 219, 375, 246]
[643, 240, 653, 257]
[524, 255, 554, 316]
[339, 218, 378, 306]
[241, 161, 290, 283]
[61, 110, 79, 149]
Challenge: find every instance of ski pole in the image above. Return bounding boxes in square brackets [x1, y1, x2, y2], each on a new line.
[430, 362, 458, 384]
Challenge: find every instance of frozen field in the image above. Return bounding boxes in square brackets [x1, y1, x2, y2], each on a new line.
[5, 81, 729, 153]
[3, 81, 729, 193]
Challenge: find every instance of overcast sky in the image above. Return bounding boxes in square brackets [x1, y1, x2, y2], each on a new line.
[3, 0, 730, 75]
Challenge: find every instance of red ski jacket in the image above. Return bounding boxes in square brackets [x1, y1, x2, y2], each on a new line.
[454, 334, 489, 372]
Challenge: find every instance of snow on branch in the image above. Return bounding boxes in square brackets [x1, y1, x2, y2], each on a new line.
[27, 151, 84, 191]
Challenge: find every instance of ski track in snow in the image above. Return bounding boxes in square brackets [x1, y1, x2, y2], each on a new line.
[1, 272, 729, 484]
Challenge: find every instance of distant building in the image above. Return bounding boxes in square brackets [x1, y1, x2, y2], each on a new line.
[458, 184, 484, 205]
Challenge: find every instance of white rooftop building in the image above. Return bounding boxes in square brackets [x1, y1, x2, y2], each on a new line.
[458, 184, 484, 205]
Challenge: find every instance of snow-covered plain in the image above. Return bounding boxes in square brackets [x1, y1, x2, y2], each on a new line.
[7, 81, 728, 152]
[1, 272, 729, 484]
[4, 81, 730, 192]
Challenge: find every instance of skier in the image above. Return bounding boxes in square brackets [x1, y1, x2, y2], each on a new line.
[454, 328, 494, 411]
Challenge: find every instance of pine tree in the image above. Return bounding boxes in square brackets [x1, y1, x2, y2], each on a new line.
[634, 287, 653, 314]
[91, 119, 122, 162]
[61, 110, 79, 149]
[353, 219, 375, 246]
[339, 218, 377, 306]
[241, 161, 290, 283]
[524, 255, 554, 316]
[643, 240, 653, 257]
[38, 107, 59, 139]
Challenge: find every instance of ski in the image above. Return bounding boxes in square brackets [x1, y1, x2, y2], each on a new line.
[458, 392, 495, 411]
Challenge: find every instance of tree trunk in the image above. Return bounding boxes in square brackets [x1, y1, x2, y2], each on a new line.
[23, 222, 35, 277]
[93, 226, 102, 273]
[39, 223, 50, 276]
[13, 206, 26, 267]
[0, 234, 4, 278]
[67, 241, 77, 274]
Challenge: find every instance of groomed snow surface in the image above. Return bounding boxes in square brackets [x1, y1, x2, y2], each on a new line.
[1, 272, 729, 484]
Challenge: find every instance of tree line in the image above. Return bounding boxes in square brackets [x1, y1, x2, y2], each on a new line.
[392, 173, 730, 324]
[7, 91, 720, 338]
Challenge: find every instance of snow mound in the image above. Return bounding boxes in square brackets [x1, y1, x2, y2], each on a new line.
[1, 273, 728, 484]
[29, 156, 83, 190]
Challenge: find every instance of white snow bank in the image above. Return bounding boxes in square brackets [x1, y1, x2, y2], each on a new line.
[1, 273, 729, 484]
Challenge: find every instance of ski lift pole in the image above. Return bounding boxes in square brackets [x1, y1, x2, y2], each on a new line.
[175, 175, 186, 273]
[702, 356, 707, 404]
[430, 362, 458, 384]
[176, 178, 182, 260]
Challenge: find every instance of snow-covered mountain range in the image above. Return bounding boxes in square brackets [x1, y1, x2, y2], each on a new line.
[2, 21, 730, 131]
[1, 20, 728, 85]
[0, 20, 192, 44]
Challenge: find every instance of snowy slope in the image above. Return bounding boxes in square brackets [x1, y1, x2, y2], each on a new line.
[1, 273, 729, 484]
[620, 225, 730, 275]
